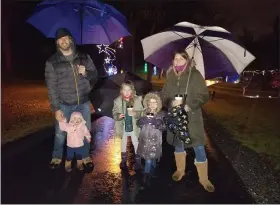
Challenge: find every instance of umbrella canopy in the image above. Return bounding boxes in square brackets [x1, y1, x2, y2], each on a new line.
[27, 0, 130, 45]
[141, 22, 256, 79]
[89, 72, 152, 118]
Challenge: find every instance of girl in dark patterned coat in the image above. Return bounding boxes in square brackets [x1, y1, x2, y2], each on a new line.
[137, 92, 166, 188]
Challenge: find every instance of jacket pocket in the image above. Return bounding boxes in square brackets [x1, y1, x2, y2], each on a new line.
[188, 109, 203, 122]
[114, 121, 123, 138]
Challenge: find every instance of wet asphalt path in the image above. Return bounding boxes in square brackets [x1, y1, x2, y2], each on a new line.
[1, 115, 254, 204]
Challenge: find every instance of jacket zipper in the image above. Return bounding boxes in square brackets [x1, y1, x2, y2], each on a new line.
[71, 63, 80, 105]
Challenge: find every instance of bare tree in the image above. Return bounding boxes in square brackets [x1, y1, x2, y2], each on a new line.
[127, 5, 166, 82]
[142, 8, 166, 82]
[2, 3, 13, 80]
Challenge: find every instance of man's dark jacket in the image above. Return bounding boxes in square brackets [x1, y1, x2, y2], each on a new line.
[45, 40, 98, 112]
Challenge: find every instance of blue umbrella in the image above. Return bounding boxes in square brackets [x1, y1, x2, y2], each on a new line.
[27, 0, 131, 45]
[141, 22, 256, 79]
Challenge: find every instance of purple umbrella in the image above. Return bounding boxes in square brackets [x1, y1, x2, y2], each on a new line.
[141, 22, 255, 79]
[27, 0, 131, 45]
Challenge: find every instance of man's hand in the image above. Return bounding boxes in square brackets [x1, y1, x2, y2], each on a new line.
[77, 65, 86, 76]
[55, 110, 65, 122]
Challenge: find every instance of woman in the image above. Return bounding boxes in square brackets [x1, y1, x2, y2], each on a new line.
[161, 50, 215, 192]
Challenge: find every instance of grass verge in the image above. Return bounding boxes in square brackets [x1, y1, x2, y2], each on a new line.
[136, 72, 280, 169]
[204, 94, 280, 170]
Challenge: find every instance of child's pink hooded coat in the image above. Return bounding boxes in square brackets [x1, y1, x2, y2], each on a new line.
[59, 112, 91, 148]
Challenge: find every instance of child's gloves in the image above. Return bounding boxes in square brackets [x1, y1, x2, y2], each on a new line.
[147, 117, 157, 125]
[137, 116, 155, 128]
[154, 119, 164, 130]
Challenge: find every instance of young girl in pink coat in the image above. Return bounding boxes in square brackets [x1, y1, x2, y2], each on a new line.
[59, 112, 91, 172]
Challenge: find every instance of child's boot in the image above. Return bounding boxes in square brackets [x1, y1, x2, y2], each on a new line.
[150, 165, 158, 178]
[82, 156, 93, 169]
[65, 160, 72, 172]
[141, 173, 151, 190]
[77, 160, 84, 171]
[150, 160, 158, 178]
[120, 152, 128, 169]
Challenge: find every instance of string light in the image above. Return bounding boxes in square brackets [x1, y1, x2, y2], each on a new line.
[118, 37, 123, 48]
[153, 66, 157, 75]
[144, 63, 148, 73]
[96, 44, 117, 76]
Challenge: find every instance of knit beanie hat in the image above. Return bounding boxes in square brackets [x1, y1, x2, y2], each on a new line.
[55, 28, 73, 40]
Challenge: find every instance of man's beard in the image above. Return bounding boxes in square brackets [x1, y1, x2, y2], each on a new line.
[58, 43, 71, 51]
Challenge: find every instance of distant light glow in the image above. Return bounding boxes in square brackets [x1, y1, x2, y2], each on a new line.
[153, 66, 157, 75]
[144, 63, 148, 73]
[118, 37, 123, 49]
[206, 80, 219, 87]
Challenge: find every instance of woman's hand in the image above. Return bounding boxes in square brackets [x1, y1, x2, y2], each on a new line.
[172, 100, 176, 107]
[184, 104, 191, 112]
[172, 100, 180, 107]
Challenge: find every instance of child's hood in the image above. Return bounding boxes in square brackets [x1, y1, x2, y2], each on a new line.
[69, 112, 86, 125]
[143, 92, 162, 113]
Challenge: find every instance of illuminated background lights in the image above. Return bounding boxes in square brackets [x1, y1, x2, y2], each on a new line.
[96, 44, 117, 76]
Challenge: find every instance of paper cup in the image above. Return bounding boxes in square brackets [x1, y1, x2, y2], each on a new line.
[174, 95, 183, 105]
[175, 96, 183, 101]
[127, 107, 134, 116]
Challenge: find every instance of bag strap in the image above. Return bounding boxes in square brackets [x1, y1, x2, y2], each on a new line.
[185, 65, 192, 96]
[185, 57, 195, 96]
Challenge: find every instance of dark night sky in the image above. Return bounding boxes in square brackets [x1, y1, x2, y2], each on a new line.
[2, 0, 280, 80]
[205, 0, 280, 37]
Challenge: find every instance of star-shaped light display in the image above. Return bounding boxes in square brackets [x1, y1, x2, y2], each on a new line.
[96, 44, 117, 76]
[104, 57, 111, 64]
[97, 44, 109, 54]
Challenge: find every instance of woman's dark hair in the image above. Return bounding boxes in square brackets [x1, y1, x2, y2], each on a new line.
[173, 50, 190, 61]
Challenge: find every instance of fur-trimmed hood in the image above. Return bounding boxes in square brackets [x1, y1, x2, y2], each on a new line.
[143, 92, 162, 114]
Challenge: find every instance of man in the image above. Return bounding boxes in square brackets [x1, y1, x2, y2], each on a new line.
[45, 28, 98, 170]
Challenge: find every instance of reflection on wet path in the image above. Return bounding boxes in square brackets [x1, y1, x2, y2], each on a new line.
[1, 116, 254, 204]
[72, 116, 253, 204]
[75, 117, 123, 203]
[90, 116, 121, 173]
